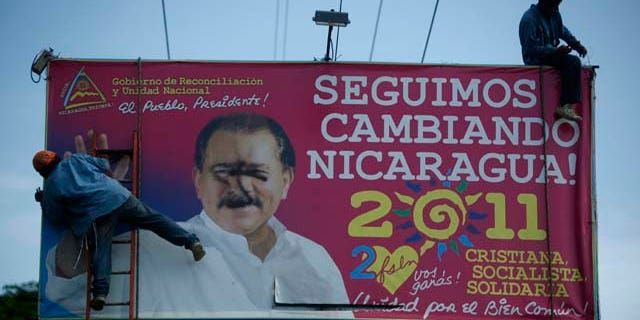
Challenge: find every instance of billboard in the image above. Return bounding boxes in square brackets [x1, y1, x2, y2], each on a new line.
[40, 60, 597, 319]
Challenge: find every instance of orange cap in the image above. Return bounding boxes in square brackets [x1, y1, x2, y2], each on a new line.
[33, 150, 58, 173]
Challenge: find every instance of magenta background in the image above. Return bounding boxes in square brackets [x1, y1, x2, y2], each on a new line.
[41, 60, 595, 319]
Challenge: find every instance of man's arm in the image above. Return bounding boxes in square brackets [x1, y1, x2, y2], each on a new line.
[80, 153, 112, 175]
[519, 15, 558, 63]
[39, 192, 71, 228]
[92, 156, 116, 178]
[561, 26, 587, 57]
[75, 132, 130, 180]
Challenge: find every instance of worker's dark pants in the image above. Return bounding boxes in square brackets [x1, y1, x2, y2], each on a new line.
[89, 195, 199, 296]
[540, 54, 582, 105]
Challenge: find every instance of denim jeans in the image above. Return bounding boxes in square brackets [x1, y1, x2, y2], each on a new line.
[540, 53, 582, 105]
[89, 195, 198, 296]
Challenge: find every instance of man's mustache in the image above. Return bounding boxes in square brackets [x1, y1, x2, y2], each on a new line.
[218, 193, 263, 209]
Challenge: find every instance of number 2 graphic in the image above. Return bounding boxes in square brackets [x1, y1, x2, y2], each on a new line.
[350, 245, 376, 279]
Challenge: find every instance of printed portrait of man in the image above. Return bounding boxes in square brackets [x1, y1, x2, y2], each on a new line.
[44, 112, 351, 318]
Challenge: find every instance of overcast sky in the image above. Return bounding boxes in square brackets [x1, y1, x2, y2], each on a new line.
[1, 1, 638, 319]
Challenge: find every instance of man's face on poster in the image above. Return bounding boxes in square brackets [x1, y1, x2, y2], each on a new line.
[193, 129, 294, 236]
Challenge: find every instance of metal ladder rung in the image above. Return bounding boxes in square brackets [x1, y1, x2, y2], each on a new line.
[95, 149, 133, 156]
[111, 270, 131, 275]
[105, 302, 131, 307]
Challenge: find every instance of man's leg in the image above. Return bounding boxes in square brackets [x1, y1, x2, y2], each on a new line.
[554, 54, 582, 105]
[543, 54, 583, 121]
[90, 213, 118, 310]
[113, 196, 204, 260]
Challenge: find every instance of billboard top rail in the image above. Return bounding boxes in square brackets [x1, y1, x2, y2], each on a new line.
[48, 57, 599, 70]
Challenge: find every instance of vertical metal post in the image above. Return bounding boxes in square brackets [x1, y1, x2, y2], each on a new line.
[129, 130, 139, 320]
[282, 0, 289, 60]
[85, 136, 99, 320]
[538, 66, 555, 318]
[369, 0, 383, 62]
[323, 25, 334, 61]
[85, 240, 91, 320]
[162, 0, 171, 60]
[135, 59, 143, 320]
[421, 0, 440, 63]
[273, 0, 280, 60]
[334, 0, 344, 61]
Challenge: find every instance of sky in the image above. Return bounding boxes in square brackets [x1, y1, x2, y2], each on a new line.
[0, 0, 638, 319]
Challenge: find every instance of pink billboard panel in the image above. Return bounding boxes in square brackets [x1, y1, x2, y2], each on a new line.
[40, 60, 596, 319]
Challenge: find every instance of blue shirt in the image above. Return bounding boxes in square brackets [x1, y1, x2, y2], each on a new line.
[42, 153, 131, 237]
[519, 4, 582, 65]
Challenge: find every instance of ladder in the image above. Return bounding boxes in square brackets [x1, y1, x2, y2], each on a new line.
[85, 131, 139, 320]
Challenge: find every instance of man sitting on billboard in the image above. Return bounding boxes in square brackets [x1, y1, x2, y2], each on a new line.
[519, 0, 588, 121]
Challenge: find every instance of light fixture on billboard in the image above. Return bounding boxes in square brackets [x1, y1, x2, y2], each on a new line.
[31, 48, 56, 83]
[313, 10, 350, 62]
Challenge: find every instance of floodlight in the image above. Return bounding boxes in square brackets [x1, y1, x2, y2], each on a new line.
[31, 48, 55, 76]
[313, 10, 350, 62]
[313, 10, 350, 27]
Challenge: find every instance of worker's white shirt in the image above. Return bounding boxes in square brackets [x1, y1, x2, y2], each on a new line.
[46, 211, 352, 318]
